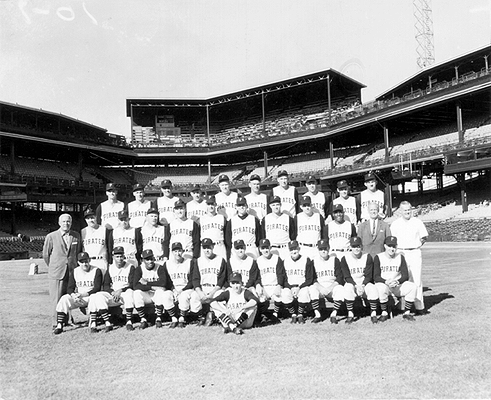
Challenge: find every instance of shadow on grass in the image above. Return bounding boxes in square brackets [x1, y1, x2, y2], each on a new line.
[423, 289, 455, 311]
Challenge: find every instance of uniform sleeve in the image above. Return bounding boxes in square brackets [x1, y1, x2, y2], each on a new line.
[42, 233, 53, 266]
[211, 290, 230, 303]
[350, 223, 357, 237]
[355, 194, 362, 223]
[399, 255, 409, 283]
[163, 224, 171, 259]
[319, 215, 326, 240]
[125, 265, 135, 291]
[373, 255, 384, 283]
[191, 258, 202, 289]
[334, 257, 344, 285]
[102, 270, 112, 293]
[244, 289, 259, 304]
[217, 258, 228, 288]
[275, 258, 286, 287]
[88, 268, 103, 294]
[133, 267, 151, 291]
[261, 218, 267, 239]
[106, 228, 113, 264]
[95, 204, 102, 226]
[135, 228, 143, 263]
[159, 264, 174, 290]
[247, 260, 261, 287]
[289, 217, 297, 240]
[254, 217, 262, 246]
[225, 260, 233, 288]
[294, 187, 300, 215]
[300, 258, 315, 288]
[340, 256, 355, 285]
[182, 260, 195, 291]
[323, 192, 332, 218]
[363, 254, 374, 285]
[192, 222, 200, 258]
[224, 219, 232, 256]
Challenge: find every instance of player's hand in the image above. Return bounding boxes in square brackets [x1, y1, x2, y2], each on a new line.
[356, 285, 365, 296]
[273, 285, 282, 297]
[292, 287, 299, 298]
[388, 280, 398, 288]
[139, 278, 148, 285]
[112, 290, 122, 302]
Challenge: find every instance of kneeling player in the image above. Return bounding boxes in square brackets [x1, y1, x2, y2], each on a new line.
[53, 252, 106, 334]
[374, 236, 417, 322]
[208, 272, 259, 335]
[133, 249, 175, 329]
[340, 237, 379, 324]
[310, 239, 345, 324]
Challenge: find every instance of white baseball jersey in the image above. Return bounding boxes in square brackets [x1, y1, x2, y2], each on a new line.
[333, 196, 357, 224]
[128, 200, 152, 228]
[73, 266, 98, 295]
[376, 252, 403, 282]
[229, 256, 254, 283]
[215, 191, 238, 221]
[226, 289, 248, 312]
[343, 253, 369, 286]
[296, 212, 322, 246]
[165, 258, 191, 290]
[187, 200, 207, 223]
[170, 218, 195, 251]
[157, 196, 179, 225]
[98, 200, 125, 230]
[139, 264, 162, 283]
[305, 191, 327, 218]
[283, 256, 307, 286]
[264, 213, 291, 246]
[313, 255, 338, 286]
[390, 217, 428, 249]
[256, 254, 280, 286]
[273, 185, 297, 218]
[108, 262, 133, 291]
[360, 189, 385, 221]
[141, 225, 168, 258]
[111, 227, 137, 260]
[81, 226, 107, 261]
[196, 255, 224, 286]
[230, 214, 257, 246]
[245, 192, 268, 221]
[200, 214, 226, 243]
[327, 220, 353, 251]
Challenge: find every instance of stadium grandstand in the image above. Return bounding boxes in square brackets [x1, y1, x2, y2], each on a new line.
[0, 44, 490, 258]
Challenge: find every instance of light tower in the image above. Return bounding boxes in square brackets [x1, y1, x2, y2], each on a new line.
[414, 0, 435, 69]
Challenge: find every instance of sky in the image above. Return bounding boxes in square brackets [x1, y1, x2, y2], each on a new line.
[0, 0, 489, 137]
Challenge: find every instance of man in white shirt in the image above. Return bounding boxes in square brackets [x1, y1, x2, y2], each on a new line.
[245, 174, 268, 222]
[215, 174, 238, 221]
[157, 179, 179, 225]
[127, 183, 152, 228]
[332, 180, 358, 224]
[356, 172, 387, 222]
[304, 175, 330, 219]
[187, 185, 207, 224]
[272, 170, 299, 218]
[96, 183, 125, 230]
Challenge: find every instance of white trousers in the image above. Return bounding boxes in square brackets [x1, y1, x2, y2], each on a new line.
[399, 249, 424, 310]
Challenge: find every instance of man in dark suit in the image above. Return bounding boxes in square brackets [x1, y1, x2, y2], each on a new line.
[357, 203, 391, 258]
[43, 213, 82, 327]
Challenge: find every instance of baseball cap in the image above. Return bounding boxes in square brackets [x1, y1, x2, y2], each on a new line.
[236, 196, 247, 206]
[174, 199, 186, 209]
[190, 184, 201, 193]
[306, 175, 317, 184]
[84, 208, 95, 218]
[333, 204, 344, 213]
[77, 252, 90, 262]
[146, 207, 159, 215]
[234, 239, 246, 249]
[205, 195, 216, 205]
[249, 174, 261, 182]
[133, 183, 145, 192]
[277, 170, 288, 178]
[201, 238, 214, 247]
[229, 272, 243, 283]
[288, 240, 299, 250]
[350, 237, 362, 247]
[112, 246, 125, 255]
[317, 239, 330, 250]
[300, 196, 312, 206]
[118, 210, 129, 220]
[385, 236, 398, 246]
[259, 238, 271, 248]
[337, 180, 349, 189]
[364, 172, 376, 182]
[171, 242, 183, 251]
[106, 183, 117, 191]
[269, 195, 281, 204]
[161, 179, 172, 188]
[218, 174, 230, 183]
[141, 249, 154, 259]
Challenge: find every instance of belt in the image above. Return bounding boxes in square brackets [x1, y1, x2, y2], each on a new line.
[90, 256, 104, 260]
[289, 284, 299, 288]
[155, 256, 166, 261]
[201, 283, 215, 287]
[399, 248, 418, 251]
[245, 243, 256, 247]
[332, 249, 347, 252]
[299, 243, 315, 247]
[271, 244, 288, 248]
[213, 240, 224, 245]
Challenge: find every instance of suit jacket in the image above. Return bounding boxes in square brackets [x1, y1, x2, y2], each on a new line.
[43, 229, 82, 280]
[357, 219, 391, 258]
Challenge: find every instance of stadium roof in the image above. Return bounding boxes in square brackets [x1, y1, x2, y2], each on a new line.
[376, 44, 491, 101]
[126, 68, 366, 115]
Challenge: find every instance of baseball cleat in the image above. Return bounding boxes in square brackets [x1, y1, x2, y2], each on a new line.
[371, 316, 378, 324]
[403, 314, 415, 321]
[90, 327, 98, 333]
[345, 317, 354, 324]
[177, 321, 185, 328]
[297, 315, 305, 324]
[222, 326, 231, 334]
[196, 317, 205, 326]
[329, 316, 338, 324]
[169, 321, 178, 329]
[378, 315, 389, 322]
[233, 327, 244, 335]
[155, 320, 163, 328]
[269, 314, 281, 324]
[53, 327, 63, 335]
[204, 312, 214, 327]
[139, 321, 148, 330]
[126, 323, 134, 331]
[311, 317, 322, 324]
[290, 316, 298, 324]
[104, 325, 113, 333]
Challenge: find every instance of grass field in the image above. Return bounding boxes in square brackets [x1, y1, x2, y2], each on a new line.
[1, 242, 490, 400]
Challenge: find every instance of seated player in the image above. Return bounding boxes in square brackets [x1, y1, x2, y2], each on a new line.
[282, 240, 316, 324]
[208, 272, 259, 335]
[53, 252, 107, 334]
[295, 196, 326, 260]
[262, 195, 296, 260]
[192, 238, 228, 326]
[133, 249, 175, 329]
[227, 239, 261, 296]
[309, 239, 345, 324]
[373, 236, 417, 322]
[326, 204, 356, 258]
[101, 246, 136, 331]
[340, 237, 379, 324]
[165, 242, 199, 328]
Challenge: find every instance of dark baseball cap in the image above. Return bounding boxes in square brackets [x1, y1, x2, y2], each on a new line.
[171, 242, 183, 251]
[249, 174, 261, 182]
[133, 183, 145, 192]
[288, 240, 299, 250]
[337, 180, 349, 189]
[317, 239, 330, 250]
[259, 238, 271, 248]
[174, 199, 186, 209]
[350, 237, 362, 247]
[277, 170, 288, 178]
[364, 172, 376, 182]
[118, 210, 129, 220]
[269, 195, 281, 204]
[205, 195, 216, 205]
[77, 252, 90, 262]
[234, 239, 246, 249]
[84, 208, 95, 218]
[161, 179, 172, 188]
[385, 236, 398, 246]
[141, 249, 154, 259]
[218, 174, 229, 183]
[236, 196, 247, 206]
[300, 196, 312, 206]
[229, 272, 243, 283]
[190, 184, 201, 193]
[146, 208, 159, 215]
[112, 246, 125, 255]
[201, 238, 214, 247]
[333, 204, 344, 213]
[306, 175, 317, 184]
[106, 183, 117, 191]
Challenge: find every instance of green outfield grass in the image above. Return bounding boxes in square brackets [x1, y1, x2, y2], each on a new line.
[1, 243, 490, 400]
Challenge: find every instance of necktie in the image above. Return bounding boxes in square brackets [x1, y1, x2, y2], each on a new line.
[372, 221, 376, 236]
[63, 233, 70, 250]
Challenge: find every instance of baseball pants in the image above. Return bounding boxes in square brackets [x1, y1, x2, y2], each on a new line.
[56, 293, 96, 314]
[312, 282, 345, 302]
[299, 245, 317, 260]
[344, 282, 378, 301]
[133, 288, 174, 309]
[282, 286, 313, 304]
[400, 249, 424, 310]
[175, 288, 202, 313]
[93, 289, 135, 310]
[261, 284, 283, 303]
[270, 245, 290, 261]
[375, 281, 417, 303]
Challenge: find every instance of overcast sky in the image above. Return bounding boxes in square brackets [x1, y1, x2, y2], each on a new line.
[0, 0, 489, 137]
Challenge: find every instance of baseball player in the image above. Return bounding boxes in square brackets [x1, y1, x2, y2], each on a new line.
[96, 183, 125, 230]
[326, 204, 357, 258]
[340, 237, 379, 324]
[207, 272, 259, 335]
[136, 208, 170, 262]
[186, 185, 207, 224]
[390, 201, 428, 314]
[282, 240, 316, 324]
[309, 239, 345, 324]
[331, 180, 358, 224]
[157, 179, 179, 225]
[109, 210, 141, 266]
[373, 236, 417, 321]
[200, 195, 227, 260]
[127, 183, 152, 228]
[304, 175, 331, 218]
[165, 242, 199, 328]
[192, 238, 228, 326]
[254, 238, 287, 323]
[245, 174, 268, 222]
[356, 172, 387, 222]
[133, 249, 176, 329]
[53, 252, 107, 334]
[81, 208, 110, 275]
[101, 246, 136, 330]
[272, 169, 300, 218]
[169, 199, 200, 260]
[225, 196, 262, 259]
[227, 239, 261, 295]
[215, 174, 238, 221]
[262, 195, 296, 260]
[295, 196, 326, 260]
[357, 203, 391, 258]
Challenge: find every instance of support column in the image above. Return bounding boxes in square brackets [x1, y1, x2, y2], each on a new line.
[78, 151, 83, 181]
[326, 74, 331, 123]
[436, 171, 443, 192]
[456, 173, 468, 212]
[10, 141, 15, 175]
[417, 177, 423, 195]
[456, 102, 463, 142]
[206, 105, 210, 147]
[261, 91, 266, 137]
[207, 159, 211, 183]
[329, 141, 334, 170]
[263, 151, 268, 179]
[385, 184, 393, 218]
[383, 124, 389, 161]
